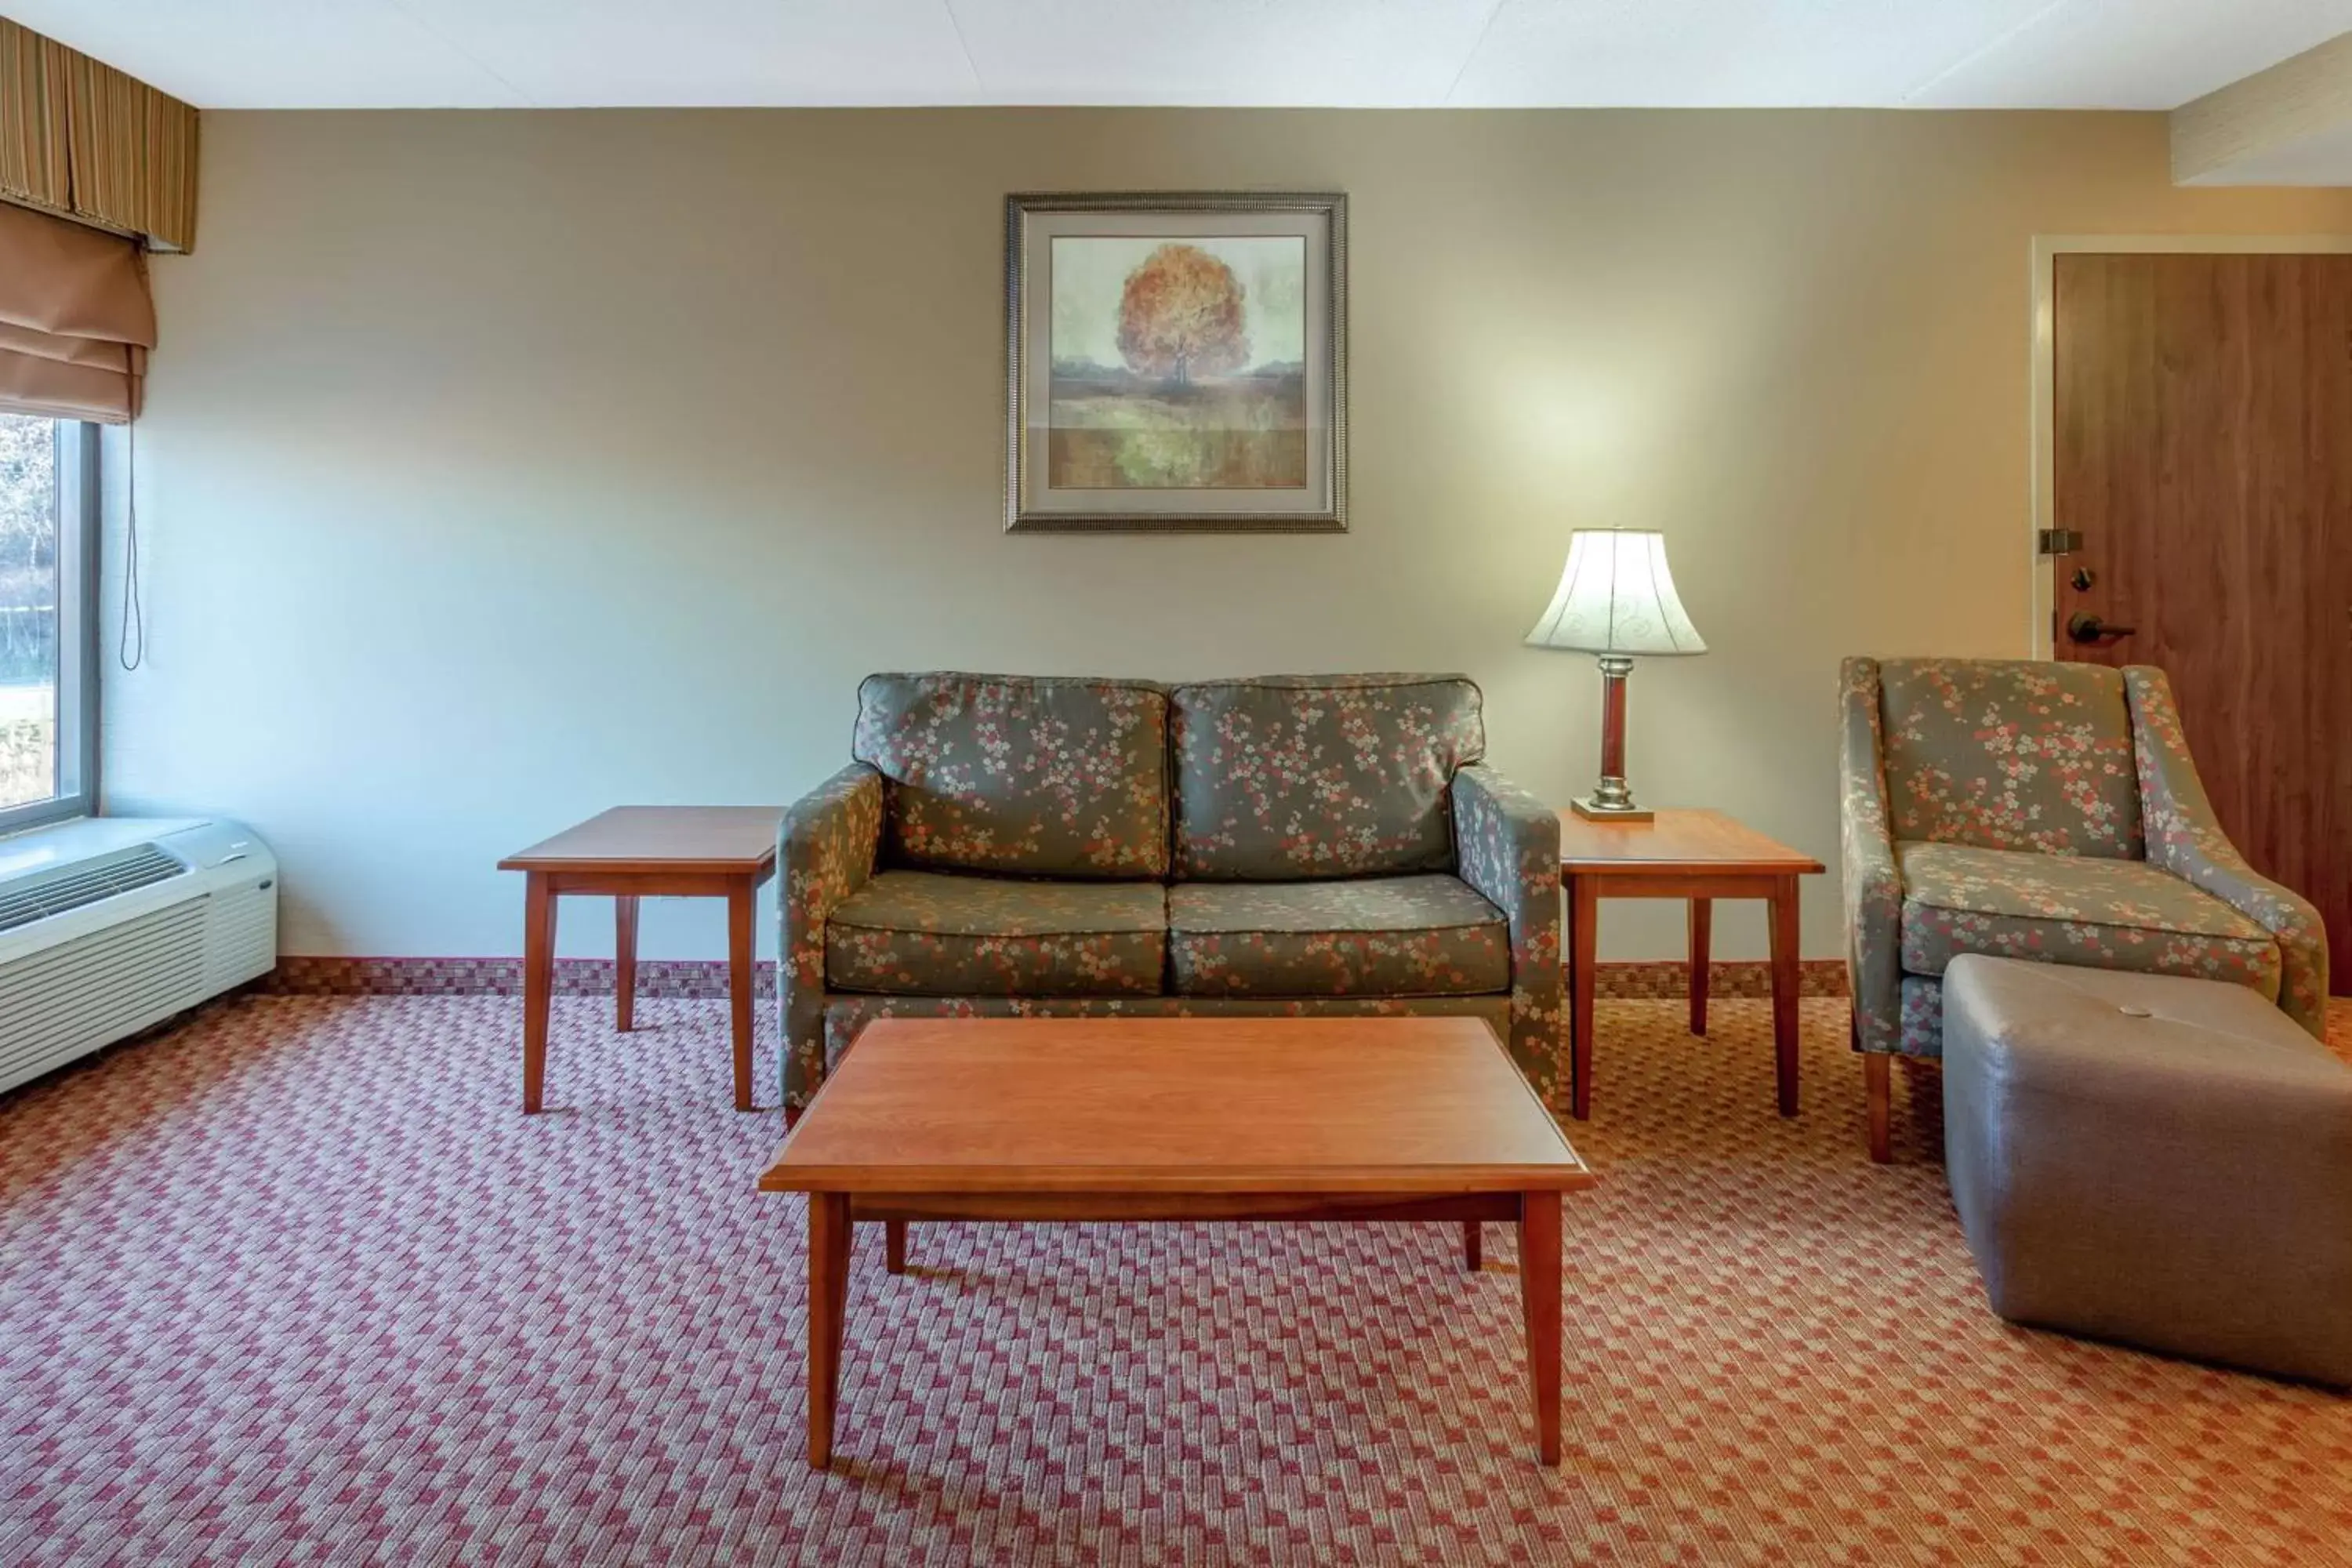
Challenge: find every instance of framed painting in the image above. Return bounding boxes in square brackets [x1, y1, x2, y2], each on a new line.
[1004, 191, 1348, 533]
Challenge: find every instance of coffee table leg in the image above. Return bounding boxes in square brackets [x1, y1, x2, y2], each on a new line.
[728, 879, 756, 1112]
[1462, 1221, 1483, 1273]
[808, 1192, 848, 1468]
[615, 895, 638, 1033]
[1687, 898, 1711, 1036]
[1769, 873, 1801, 1118]
[1520, 1190, 1563, 1467]
[885, 1219, 908, 1275]
[522, 873, 557, 1114]
[1568, 875, 1597, 1120]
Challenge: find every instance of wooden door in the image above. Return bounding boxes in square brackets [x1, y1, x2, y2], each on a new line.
[2053, 252, 2352, 982]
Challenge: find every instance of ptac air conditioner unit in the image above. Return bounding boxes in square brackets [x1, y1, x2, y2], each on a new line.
[0, 817, 278, 1095]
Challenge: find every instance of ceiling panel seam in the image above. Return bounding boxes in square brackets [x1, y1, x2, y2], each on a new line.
[1896, 0, 2079, 106]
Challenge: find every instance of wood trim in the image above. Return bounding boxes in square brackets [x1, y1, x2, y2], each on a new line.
[844, 1192, 1529, 1223]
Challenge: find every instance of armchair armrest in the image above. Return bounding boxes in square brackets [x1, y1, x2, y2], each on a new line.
[1451, 764, 1564, 1101]
[780, 762, 884, 1109]
[1839, 658, 1904, 1053]
[2125, 667, 2328, 1036]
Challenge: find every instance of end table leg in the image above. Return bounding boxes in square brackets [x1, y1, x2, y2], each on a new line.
[1687, 898, 1711, 1036]
[728, 880, 756, 1112]
[1769, 874, 1801, 1117]
[1520, 1191, 1563, 1467]
[808, 1192, 846, 1468]
[522, 873, 557, 1114]
[1569, 875, 1597, 1120]
[1463, 1221, 1483, 1274]
[615, 895, 638, 1033]
[886, 1219, 907, 1275]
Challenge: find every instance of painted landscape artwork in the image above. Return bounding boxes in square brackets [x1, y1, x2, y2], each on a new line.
[1047, 235, 1308, 490]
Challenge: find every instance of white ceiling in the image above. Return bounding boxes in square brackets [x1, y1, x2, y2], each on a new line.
[5, 0, 2350, 111]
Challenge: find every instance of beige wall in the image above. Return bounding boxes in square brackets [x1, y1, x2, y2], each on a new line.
[102, 109, 2352, 963]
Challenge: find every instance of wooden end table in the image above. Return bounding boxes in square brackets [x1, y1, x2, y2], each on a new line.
[499, 806, 780, 1114]
[1559, 808, 1825, 1122]
[759, 1016, 1595, 1469]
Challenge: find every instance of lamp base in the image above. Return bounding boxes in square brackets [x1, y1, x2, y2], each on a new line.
[1571, 794, 1653, 822]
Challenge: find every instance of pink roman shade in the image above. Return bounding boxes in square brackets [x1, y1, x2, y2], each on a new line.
[0, 197, 154, 423]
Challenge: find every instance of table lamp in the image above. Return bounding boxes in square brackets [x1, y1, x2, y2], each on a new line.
[1524, 528, 1707, 821]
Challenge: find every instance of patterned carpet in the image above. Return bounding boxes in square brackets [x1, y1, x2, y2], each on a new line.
[3, 993, 2350, 1566]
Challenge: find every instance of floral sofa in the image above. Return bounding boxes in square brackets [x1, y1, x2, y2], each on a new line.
[1840, 656, 2328, 1160]
[780, 672, 1563, 1116]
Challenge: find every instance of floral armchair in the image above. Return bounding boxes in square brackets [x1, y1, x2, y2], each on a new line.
[780, 672, 1564, 1118]
[1841, 657, 2327, 1161]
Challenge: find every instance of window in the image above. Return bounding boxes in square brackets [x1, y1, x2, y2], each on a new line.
[0, 415, 96, 832]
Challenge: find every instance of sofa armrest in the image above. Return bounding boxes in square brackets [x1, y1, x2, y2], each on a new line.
[1839, 658, 1905, 1053]
[2125, 666, 2328, 1036]
[780, 762, 885, 1109]
[1451, 764, 1564, 1101]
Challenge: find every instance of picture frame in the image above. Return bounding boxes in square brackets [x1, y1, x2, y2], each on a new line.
[1004, 191, 1348, 534]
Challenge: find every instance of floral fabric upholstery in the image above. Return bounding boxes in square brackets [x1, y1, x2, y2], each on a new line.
[1877, 659, 2143, 859]
[852, 673, 1171, 880]
[1895, 841, 2281, 999]
[1167, 876, 1508, 1000]
[783, 671, 1560, 1112]
[1169, 675, 1483, 881]
[1839, 657, 2323, 1065]
[780, 762, 884, 1109]
[822, 994, 1512, 1076]
[2125, 666, 2328, 1036]
[1839, 659, 1906, 1054]
[1451, 763, 1565, 1100]
[826, 871, 1165, 998]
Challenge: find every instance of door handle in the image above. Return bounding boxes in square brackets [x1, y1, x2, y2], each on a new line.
[2065, 612, 2136, 647]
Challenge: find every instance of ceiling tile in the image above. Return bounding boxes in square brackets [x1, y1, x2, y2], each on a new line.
[5, 0, 2346, 111]
[943, 0, 1501, 106]
[1903, 0, 2352, 109]
[1448, 0, 2062, 108]
[0, 0, 528, 108]
[390, 0, 980, 107]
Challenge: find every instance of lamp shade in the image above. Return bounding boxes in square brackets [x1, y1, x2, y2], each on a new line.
[1523, 529, 1707, 656]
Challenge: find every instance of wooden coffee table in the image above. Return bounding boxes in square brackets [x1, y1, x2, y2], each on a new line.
[1558, 808, 1825, 1122]
[499, 806, 780, 1114]
[758, 1016, 1593, 1468]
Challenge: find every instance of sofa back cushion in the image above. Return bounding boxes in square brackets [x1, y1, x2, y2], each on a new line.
[852, 673, 1171, 879]
[1876, 658, 2143, 859]
[1169, 674, 1485, 880]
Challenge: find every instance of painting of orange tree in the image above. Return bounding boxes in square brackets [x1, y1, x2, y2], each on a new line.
[1047, 236, 1306, 490]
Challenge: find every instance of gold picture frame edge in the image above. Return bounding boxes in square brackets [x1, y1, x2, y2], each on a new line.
[1002, 189, 1350, 536]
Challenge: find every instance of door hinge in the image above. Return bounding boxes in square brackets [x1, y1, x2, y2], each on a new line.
[2038, 528, 2083, 556]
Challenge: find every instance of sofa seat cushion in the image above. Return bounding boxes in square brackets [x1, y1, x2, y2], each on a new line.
[1896, 840, 2281, 999]
[853, 673, 1171, 880]
[1167, 875, 1508, 998]
[1168, 674, 1485, 881]
[826, 871, 1166, 997]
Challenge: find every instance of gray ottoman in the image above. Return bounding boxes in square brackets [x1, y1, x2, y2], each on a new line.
[1942, 954, 2352, 1385]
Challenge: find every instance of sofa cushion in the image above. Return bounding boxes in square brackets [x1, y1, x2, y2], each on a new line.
[1169, 674, 1484, 880]
[1877, 659, 2143, 859]
[852, 672, 1170, 880]
[1896, 840, 2281, 1000]
[1167, 874, 1509, 998]
[826, 871, 1166, 997]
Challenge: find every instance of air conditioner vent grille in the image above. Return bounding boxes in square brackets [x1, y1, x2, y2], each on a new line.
[0, 844, 187, 933]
